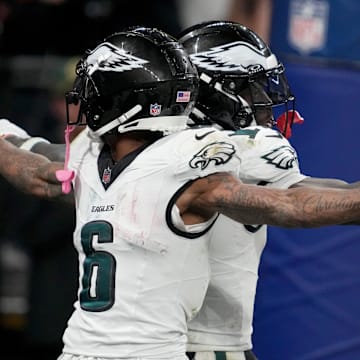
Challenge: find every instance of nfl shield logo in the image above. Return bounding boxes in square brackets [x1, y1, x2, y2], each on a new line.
[102, 166, 112, 184]
[288, 0, 329, 54]
[150, 103, 162, 116]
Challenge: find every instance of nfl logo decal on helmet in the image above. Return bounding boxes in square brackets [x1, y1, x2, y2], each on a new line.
[150, 104, 162, 116]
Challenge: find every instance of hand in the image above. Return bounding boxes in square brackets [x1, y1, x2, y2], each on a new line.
[0, 118, 31, 139]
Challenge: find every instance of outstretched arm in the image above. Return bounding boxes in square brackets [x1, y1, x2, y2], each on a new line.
[180, 172, 360, 228]
[0, 118, 66, 161]
[290, 177, 357, 189]
[291, 177, 360, 224]
[5, 135, 66, 162]
[0, 137, 66, 199]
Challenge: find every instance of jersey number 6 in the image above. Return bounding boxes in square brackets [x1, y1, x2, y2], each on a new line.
[80, 220, 116, 312]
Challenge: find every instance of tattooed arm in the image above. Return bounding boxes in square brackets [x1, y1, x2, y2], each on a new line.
[0, 118, 66, 161]
[290, 177, 360, 225]
[2, 134, 360, 227]
[5, 135, 66, 162]
[0, 137, 68, 199]
[178, 172, 360, 228]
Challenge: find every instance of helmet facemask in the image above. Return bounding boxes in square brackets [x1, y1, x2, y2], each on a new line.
[65, 60, 111, 132]
[246, 64, 296, 135]
[189, 71, 254, 130]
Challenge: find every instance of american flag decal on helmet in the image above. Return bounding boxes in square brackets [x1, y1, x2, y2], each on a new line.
[176, 91, 191, 102]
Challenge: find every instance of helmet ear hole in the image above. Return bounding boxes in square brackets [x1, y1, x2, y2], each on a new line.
[239, 119, 247, 127]
[222, 78, 248, 95]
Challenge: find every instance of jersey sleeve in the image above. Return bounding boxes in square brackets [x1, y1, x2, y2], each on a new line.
[173, 127, 241, 183]
[230, 126, 307, 189]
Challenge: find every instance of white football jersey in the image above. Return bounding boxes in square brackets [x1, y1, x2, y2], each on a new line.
[61, 126, 240, 359]
[187, 126, 307, 351]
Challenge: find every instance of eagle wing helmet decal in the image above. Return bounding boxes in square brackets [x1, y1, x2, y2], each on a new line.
[190, 142, 236, 170]
[86, 42, 149, 75]
[189, 41, 267, 72]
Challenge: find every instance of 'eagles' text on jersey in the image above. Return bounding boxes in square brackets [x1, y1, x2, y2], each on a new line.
[62, 127, 240, 358]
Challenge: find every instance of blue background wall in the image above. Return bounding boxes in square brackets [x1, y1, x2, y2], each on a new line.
[270, 0, 360, 65]
[252, 1, 360, 358]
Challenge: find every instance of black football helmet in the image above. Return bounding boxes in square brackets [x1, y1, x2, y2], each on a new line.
[178, 21, 295, 132]
[65, 27, 199, 136]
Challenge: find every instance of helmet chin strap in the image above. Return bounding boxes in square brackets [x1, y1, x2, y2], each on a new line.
[118, 115, 189, 135]
[189, 107, 210, 127]
[237, 97, 254, 127]
[91, 105, 143, 137]
[200, 72, 255, 129]
[200, 73, 239, 102]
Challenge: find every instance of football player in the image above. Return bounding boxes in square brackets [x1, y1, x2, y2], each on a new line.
[178, 20, 358, 360]
[1, 25, 360, 360]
